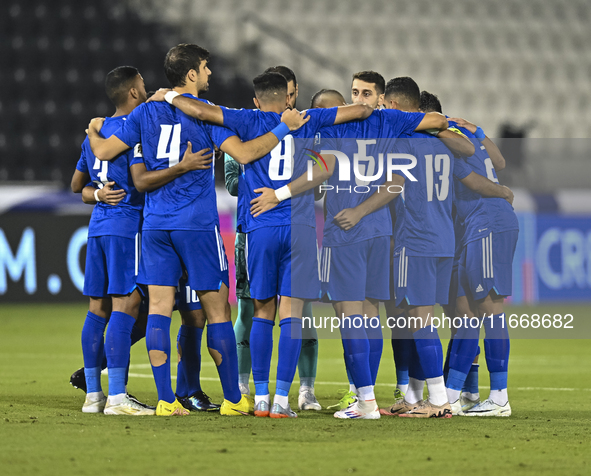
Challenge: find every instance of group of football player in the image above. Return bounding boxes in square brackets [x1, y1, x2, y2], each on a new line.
[70, 42, 516, 419]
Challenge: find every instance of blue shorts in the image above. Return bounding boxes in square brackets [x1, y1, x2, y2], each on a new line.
[321, 236, 390, 302]
[83, 235, 140, 297]
[458, 230, 518, 301]
[175, 275, 202, 312]
[394, 249, 453, 307]
[448, 265, 460, 305]
[138, 228, 229, 291]
[246, 224, 320, 300]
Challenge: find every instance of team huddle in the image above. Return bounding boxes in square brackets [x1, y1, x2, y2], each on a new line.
[70, 43, 517, 419]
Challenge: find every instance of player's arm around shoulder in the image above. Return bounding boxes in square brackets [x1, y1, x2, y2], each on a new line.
[147, 88, 224, 125]
[333, 103, 373, 124]
[87, 117, 131, 161]
[437, 128, 475, 158]
[218, 108, 310, 165]
[415, 112, 448, 132]
[449, 117, 506, 170]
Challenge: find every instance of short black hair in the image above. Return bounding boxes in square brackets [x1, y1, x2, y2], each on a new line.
[311, 89, 345, 108]
[253, 72, 288, 101]
[164, 43, 210, 88]
[352, 71, 385, 95]
[419, 90, 442, 113]
[105, 66, 140, 107]
[385, 76, 420, 109]
[264, 65, 297, 85]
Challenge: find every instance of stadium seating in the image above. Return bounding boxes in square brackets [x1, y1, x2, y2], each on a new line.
[127, 0, 591, 189]
[1, 0, 590, 189]
[0, 0, 253, 183]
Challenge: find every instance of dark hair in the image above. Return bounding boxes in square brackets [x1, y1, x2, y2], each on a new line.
[105, 66, 140, 107]
[164, 43, 210, 88]
[264, 65, 297, 85]
[419, 90, 443, 113]
[311, 89, 345, 108]
[385, 76, 420, 109]
[253, 72, 288, 101]
[352, 71, 385, 95]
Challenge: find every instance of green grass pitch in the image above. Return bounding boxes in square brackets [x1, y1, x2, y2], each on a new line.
[1, 303, 590, 476]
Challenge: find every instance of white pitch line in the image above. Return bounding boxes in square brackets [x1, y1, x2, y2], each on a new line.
[126, 373, 591, 392]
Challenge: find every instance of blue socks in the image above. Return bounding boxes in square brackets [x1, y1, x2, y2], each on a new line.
[275, 318, 302, 397]
[413, 326, 444, 379]
[345, 360, 355, 385]
[340, 315, 372, 390]
[176, 325, 203, 397]
[146, 314, 175, 404]
[409, 339, 426, 381]
[446, 323, 481, 391]
[463, 363, 480, 394]
[81, 311, 107, 394]
[250, 317, 274, 396]
[207, 321, 241, 404]
[365, 316, 383, 386]
[484, 313, 510, 390]
[105, 311, 135, 397]
[391, 324, 412, 387]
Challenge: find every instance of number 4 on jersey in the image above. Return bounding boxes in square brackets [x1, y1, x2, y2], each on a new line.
[157, 124, 181, 167]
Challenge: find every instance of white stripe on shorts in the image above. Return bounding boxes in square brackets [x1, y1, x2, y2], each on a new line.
[404, 253, 408, 288]
[399, 247, 408, 288]
[135, 232, 140, 276]
[214, 226, 227, 272]
[489, 232, 494, 278]
[245, 234, 250, 281]
[482, 233, 494, 279]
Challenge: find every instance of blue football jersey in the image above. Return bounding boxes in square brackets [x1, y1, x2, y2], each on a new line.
[222, 107, 338, 232]
[114, 95, 235, 231]
[320, 108, 426, 247]
[392, 131, 472, 257]
[76, 115, 143, 239]
[450, 123, 519, 245]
